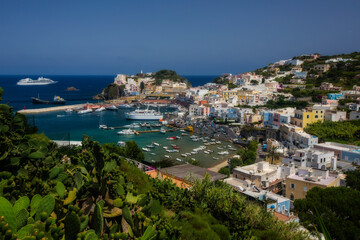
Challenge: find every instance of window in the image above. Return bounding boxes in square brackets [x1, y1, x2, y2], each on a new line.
[316, 111, 318, 113]
[321, 111, 323, 113]
[290, 193, 294, 201]
[307, 115, 309, 119]
[304, 186, 308, 192]
[315, 115, 318, 118]
[290, 183, 295, 189]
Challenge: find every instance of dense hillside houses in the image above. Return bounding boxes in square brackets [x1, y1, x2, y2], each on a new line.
[90, 52, 360, 237]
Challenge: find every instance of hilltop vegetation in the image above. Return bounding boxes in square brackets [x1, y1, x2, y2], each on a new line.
[0, 87, 308, 239]
[304, 120, 360, 145]
[94, 83, 126, 100]
[153, 70, 188, 86]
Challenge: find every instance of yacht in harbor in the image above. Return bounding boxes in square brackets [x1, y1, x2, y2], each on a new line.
[125, 108, 163, 120]
[17, 77, 57, 86]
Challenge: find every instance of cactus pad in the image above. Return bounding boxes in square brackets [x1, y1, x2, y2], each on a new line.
[93, 203, 103, 237]
[16, 208, 29, 230]
[64, 189, 77, 205]
[35, 195, 55, 221]
[55, 181, 66, 199]
[0, 197, 17, 232]
[65, 212, 81, 240]
[30, 194, 42, 217]
[13, 196, 30, 215]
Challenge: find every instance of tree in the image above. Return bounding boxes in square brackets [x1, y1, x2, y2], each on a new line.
[294, 187, 360, 240]
[124, 141, 144, 161]
[250, 80, 259, 85]
[346, 169, 360, 191]
[218, 166, 230, 177]
[267, 147, 281, 164]
[140, 81, 145, 93]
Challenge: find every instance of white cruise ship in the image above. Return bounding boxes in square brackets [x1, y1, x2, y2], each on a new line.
[125, 108, 163, 120]
[17, 77, 57, 86]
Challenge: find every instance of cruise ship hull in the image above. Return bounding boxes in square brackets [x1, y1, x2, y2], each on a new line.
[17, 82, 57, 86]
[32, 97, 66, 105]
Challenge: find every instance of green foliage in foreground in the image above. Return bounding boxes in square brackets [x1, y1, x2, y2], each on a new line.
[346, 169, 360, 191]
[0, 87, 308, 239]
[294, 187, 360, 240]
[304, 120, 360, 145]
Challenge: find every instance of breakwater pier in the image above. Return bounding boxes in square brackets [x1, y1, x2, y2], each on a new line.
[18, 104, 85, 114]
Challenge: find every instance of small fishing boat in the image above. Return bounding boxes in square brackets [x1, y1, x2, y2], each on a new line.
[142, 148, 151, 152]
[160, 129, 166, 134]
[216, 141, 221, 144]
[99, 124, 107, 129]
[181, 133, 188, 136]
[180, 129, 186, 132]
[204, 151, 210, 154]
[146, 145, 155, 148]
[150, 153, 157, 155]
[65, 108, 73, 113]
[164, 155, 170, 158]
[213, 157, 219, 160]
[163, 146, 168, 149]
[181, 154, 187, 157]
[176, 158, 182, 162]
[172, 146, 179, 149]
[153, 142, 160, 146]
[117, 129, 135, 135]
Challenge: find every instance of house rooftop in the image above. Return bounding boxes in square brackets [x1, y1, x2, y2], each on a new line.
[233, 161, 278, 176]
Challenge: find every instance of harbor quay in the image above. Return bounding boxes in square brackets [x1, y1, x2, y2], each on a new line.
[18, 104, 86, 114]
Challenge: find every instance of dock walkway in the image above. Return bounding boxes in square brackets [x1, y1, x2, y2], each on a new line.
[18, 104, 85, 114]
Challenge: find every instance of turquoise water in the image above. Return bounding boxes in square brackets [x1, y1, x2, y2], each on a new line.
[29, 108, 236, 167]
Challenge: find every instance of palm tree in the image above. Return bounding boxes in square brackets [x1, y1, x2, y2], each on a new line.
[267, 146, 281, 164]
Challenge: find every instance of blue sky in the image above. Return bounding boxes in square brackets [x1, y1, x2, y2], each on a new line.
[0, 0, 359, 75]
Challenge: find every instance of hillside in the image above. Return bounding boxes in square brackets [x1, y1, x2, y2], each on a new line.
[0, 87, 307, 240]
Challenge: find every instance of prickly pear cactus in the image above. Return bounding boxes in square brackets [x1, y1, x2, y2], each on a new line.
[64, 189, 77, 205]
[16, 208, 29, 230]
[30, 194, 42, 217]
[13, 196, 30, 215]
[35, 195, 55, 221]
[0, 197, 17, 232]
[122, 206, 134, 228]
[55, 181, 66, 198]
[93, 203, 103, 237]
[65, 212, 81, 240]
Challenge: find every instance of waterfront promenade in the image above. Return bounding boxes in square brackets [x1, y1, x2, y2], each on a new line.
[18, 104, 85, 114]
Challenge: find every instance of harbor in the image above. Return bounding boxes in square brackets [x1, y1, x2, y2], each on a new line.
[18, 103, 86, 114]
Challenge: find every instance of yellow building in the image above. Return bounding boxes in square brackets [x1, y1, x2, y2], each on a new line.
[290, 108, 324, 128]
[285, 168, 340, 200]
[223, 90, 254, 101]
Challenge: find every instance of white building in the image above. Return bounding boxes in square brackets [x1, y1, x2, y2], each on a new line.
[282, 148, 336, 170]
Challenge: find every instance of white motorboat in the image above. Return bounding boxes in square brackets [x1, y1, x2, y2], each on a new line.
[160, 129, 166, 134]
[204, 151, 210, 154]
[176, 158, 182, 162]
[164, 155, 170, 158]
[64, 108, 73, 113]
[153, 142, 160, 146]
[106, 105, 118, 111]
[181, 154, 187, 157]
[99, 124, 107, 129]
[117, 129, 135, 135]
[78, 109, 92, 114]
[142, 147, 151, 152]
[17, 77, 57, 85]
[95, 106, 106, 112]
